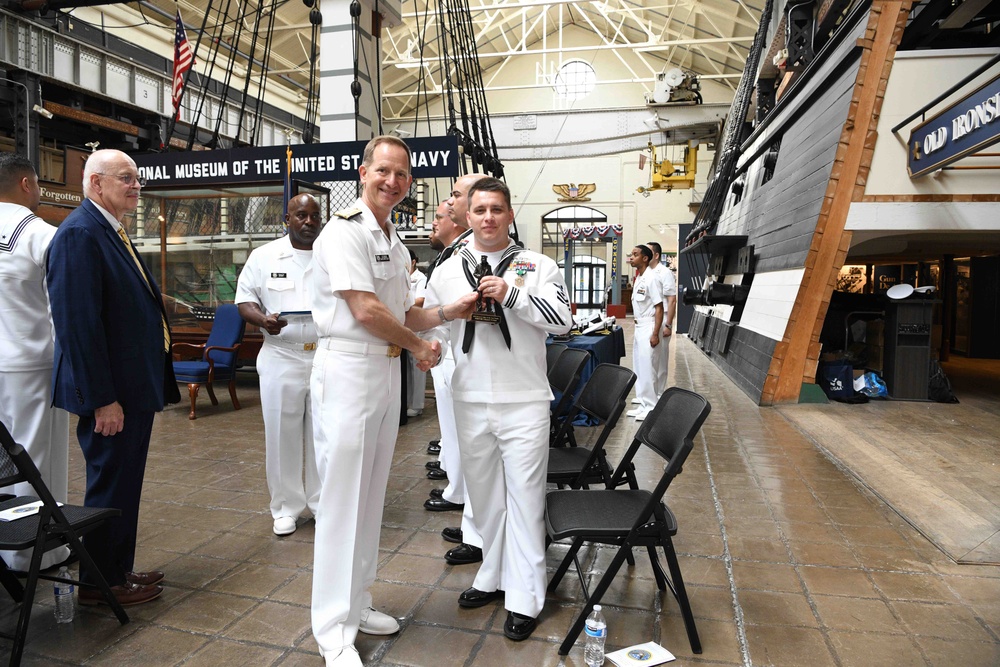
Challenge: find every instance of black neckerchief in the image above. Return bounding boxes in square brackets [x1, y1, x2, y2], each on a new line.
[459, 243, 521, 354]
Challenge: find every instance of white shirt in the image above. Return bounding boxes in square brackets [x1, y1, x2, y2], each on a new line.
[312, 199, 413, 343]
[411, 268, 427, 300]
[0, 203, 57, 371]
[235, 235, 317, 345]
[631, 269, 664, 321]
[425, 241, 572, 404]
[652, 262, 677, 299]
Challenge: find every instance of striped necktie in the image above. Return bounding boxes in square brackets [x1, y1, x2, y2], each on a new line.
[117, 227, 170, 352]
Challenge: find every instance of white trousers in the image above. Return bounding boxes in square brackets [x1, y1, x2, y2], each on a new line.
[310, 347, 399, 653]
[653, 329, 672, 396]
[407, 354, 426, 412]
[454, 400, 549, 617]
[0, 368, 70, 571]
[633, 320, 664, 410]
[430, 357, 482, 548]
[258, 343, 319, 520]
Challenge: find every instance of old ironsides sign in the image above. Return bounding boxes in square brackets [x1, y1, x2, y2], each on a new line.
[907, 72, 1000, 178]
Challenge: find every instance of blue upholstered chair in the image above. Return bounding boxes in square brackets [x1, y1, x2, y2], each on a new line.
[172, 303, 246, 420]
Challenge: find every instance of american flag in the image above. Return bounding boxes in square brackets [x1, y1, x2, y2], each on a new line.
[172, 10, 195, 120]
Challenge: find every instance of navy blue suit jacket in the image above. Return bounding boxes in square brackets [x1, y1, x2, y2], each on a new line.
[47, 198, 180, 415]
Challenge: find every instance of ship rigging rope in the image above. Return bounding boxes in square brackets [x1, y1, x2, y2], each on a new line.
[302, 6, 321, 142]
[686, 0, 776, 246]
[205, 0, 243, 147]
[184, 0, 231, 148]
[250, 0, 280, 145]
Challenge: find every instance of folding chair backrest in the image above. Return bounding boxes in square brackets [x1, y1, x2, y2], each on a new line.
[548, 347, 589, 396]
[0, 430, 23, 489]
[576, 364, 636, 423]
[0, 422, 57, 510]
[546, 343, 567, 375]
[205, 303, 246, 367]
[637, 387, 711, 465]
[547, 348, 591, 428]
[610, 387, 711, 494]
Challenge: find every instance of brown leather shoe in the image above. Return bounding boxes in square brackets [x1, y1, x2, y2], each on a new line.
[126, 570, 164, 586]
[79, 582, 163, 607]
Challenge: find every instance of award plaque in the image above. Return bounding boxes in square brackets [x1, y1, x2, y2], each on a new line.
[471, 254, 501, 324]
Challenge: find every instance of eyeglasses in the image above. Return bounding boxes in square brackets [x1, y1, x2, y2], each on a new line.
[98, 173, 146, 187]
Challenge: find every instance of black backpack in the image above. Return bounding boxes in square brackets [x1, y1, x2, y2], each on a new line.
[928, 360, 959, 404]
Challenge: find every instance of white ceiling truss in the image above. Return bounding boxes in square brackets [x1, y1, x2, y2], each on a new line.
[382, 0, 764, 120]
[58, 0, 763, 131]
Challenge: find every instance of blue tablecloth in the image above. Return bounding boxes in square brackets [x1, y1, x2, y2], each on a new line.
[548, 327, 626, 425]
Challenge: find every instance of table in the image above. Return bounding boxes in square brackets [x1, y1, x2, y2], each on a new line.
[549, 327, 626, 425]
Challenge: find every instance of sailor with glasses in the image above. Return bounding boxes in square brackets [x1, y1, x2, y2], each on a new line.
[47, 149, 180, 607]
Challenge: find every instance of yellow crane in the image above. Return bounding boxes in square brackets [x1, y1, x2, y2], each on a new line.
[637, 140, 698, 193]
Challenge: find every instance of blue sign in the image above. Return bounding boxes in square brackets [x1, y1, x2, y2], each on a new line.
[133, 135, 460, 187]
[908, 72, 1000, 178]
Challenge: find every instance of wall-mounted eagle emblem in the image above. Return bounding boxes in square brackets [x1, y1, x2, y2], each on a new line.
[552, 183, 596, 202]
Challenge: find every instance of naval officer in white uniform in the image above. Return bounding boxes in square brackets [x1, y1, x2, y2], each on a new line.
[424, 177, 572, 642]
[235, 193, 322, 537]
[309, 135, 478, 667]
[0, 152, 70, 571]
[627, 245, 664, 421]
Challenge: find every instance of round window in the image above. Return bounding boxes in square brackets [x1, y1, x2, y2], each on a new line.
[553, 60, 596, 101]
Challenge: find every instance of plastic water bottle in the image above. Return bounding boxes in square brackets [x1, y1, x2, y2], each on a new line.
[53, 567, 74, 623]
[584, 604, 607, 666]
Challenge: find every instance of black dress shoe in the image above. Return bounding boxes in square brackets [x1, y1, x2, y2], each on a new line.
[428, 439, 441, 447]
[429, 488, 444, 499]
[427, 443, 442, 455]
[427, 468, 448, 480]
[441, 526, 463, 543]
[503, 612, 537, 641]
[458, 586, 502, 608]
[446, 543, 483, 565]
[425, 460, 441, 470]
[424, 498, 464, 512]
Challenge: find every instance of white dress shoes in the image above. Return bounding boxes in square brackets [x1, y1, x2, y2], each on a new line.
[630, 397, 642, 404]
[359, 606, 400, 635]
[324, 646, 363, 667]
[626, 407, 643, 417]
[634, 408, 652, 422]
[272, 516, 297, 536]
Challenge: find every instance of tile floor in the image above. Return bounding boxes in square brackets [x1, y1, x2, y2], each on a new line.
[4, 323, 1000, 666]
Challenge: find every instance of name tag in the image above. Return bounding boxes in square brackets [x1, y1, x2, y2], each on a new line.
[271, 272, 287, 278]
[374, 254, 390, 262]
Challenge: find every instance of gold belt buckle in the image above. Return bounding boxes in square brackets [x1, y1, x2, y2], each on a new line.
[386, 344, 402, 358]
[303, 342, 317, 351]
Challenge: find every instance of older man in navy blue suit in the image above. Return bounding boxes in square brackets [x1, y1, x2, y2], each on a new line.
[47, 149, 179, 607]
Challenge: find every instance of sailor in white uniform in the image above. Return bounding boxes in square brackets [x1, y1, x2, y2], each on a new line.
[309, 136, 477, 667]
[627, 245, 664, 421]
[235, 194, 322, 537]
[424, 177, 572, 642]
[647, 241, 676, 395]
[406, 248, 428, 417]
[0, 152, 70, 571]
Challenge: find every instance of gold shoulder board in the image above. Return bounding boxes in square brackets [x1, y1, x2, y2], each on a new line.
[333, 207, 363, 220]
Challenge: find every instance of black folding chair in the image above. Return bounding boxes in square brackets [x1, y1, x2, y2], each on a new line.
[0, 421, 128, 666]
[546, 342, 567, 375]
[546, 347, 590, 444]
[547, 364, 636, 489]
[544, 387, 712, 657]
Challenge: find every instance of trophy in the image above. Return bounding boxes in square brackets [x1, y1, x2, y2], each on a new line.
[471, 255, 501, 324]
